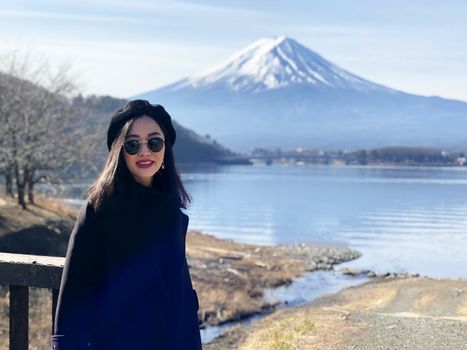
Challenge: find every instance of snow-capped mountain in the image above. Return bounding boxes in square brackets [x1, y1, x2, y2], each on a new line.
[132, 36, 467, 152]
[167, 36, 394, 94]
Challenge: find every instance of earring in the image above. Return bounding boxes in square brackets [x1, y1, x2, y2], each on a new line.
[161, 160, 165, 170]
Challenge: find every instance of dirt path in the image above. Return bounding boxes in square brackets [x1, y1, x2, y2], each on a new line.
[319, 276, 467, 349]
[206, 276, 467, 349]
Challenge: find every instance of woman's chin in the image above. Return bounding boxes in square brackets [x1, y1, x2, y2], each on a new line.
[131, 170, 157, 183]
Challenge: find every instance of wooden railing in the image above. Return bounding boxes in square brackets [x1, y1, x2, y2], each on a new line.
[0, 252, 64, 350]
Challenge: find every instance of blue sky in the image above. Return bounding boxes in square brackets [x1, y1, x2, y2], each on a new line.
[0, 0, 466, 102]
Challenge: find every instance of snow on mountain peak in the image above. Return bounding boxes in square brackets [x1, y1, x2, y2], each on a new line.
[170, 36, 391, 93]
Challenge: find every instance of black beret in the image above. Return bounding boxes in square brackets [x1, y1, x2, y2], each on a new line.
[107, 99, 176, 151]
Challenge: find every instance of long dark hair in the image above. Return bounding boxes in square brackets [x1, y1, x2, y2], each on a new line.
[87, 116, 191, 216]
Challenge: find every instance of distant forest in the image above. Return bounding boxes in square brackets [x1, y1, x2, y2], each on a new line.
[250, 147, 467, 166]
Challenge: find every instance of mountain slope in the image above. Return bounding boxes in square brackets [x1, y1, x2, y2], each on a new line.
[133, 36, 467, 152]
[71, 95, 242, 163]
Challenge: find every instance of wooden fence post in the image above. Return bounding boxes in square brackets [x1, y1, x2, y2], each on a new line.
[10, 285, 29, 350]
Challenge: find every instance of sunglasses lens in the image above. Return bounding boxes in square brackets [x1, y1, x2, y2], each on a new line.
[148, 137, 164, 152]
[123, 140, 139, 155]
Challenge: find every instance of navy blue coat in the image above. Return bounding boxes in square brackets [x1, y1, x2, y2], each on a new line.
[52, 178, 202, 349]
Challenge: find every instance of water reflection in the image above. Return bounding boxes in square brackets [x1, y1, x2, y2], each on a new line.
[180, 164, 467, 278]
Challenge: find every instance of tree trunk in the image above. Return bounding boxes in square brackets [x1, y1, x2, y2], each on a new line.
[26, 170, 35, 204]
[27, 181, 34, 204]
[17, 183, 26, 209]
[5, 169, 15, 197]
[14, 162, 27, 210]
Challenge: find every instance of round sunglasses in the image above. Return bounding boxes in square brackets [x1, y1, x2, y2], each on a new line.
[123, 136, 165, 155]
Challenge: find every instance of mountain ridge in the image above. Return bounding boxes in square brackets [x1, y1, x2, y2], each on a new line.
[132, 36, 467, 152]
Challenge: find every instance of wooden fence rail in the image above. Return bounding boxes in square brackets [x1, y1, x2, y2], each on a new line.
[0, 252, 64, 350]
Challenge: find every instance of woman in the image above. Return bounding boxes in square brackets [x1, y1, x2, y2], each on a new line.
[52, 100, 202, 349]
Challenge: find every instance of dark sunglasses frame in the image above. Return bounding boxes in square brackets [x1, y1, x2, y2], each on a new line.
[123, 136, 165, 155]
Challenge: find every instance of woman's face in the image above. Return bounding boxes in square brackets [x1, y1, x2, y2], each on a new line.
[123, 116, 165, 187]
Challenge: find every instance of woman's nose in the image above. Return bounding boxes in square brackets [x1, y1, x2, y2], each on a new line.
[139, 141, 151, 155]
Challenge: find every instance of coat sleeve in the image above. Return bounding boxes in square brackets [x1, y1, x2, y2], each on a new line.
[52, 201, 104, 350]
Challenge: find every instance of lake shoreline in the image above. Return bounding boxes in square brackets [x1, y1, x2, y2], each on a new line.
[185, 229, 362, 329]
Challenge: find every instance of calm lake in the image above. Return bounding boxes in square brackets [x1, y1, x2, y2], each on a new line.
[177, 163, 467, 280]
[62, 163, 467, 279]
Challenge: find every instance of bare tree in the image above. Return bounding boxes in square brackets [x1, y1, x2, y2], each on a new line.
[0, 47, 105, 209]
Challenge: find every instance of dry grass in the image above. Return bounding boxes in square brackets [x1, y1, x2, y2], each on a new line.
[0, 192, 77, 237]
[205, 303, 364, 350]
[412, 293, 437, 310]
[338, 284, 399, 312]
[239, 312, 315, 350]
[457, 296, 467, 316]
[0, 286, 8, 350]
[32, 192, 78, 221]
[29, 287, 53, 350]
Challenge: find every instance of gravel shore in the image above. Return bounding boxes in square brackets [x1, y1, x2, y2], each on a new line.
[205, 276, 467, 350]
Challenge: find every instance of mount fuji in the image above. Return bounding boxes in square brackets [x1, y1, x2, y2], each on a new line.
[132, 36, 467, 152]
